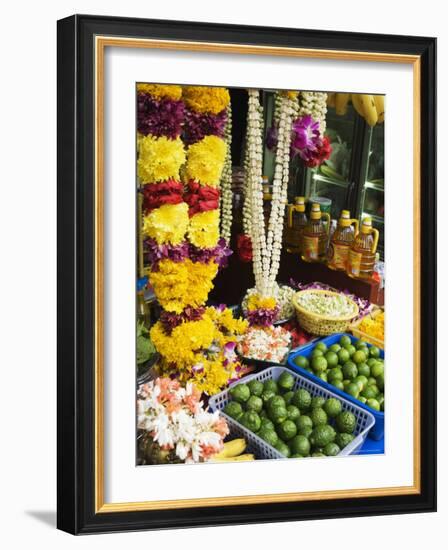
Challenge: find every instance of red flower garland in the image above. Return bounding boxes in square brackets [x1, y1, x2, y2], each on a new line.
[303, 136, 332, 168]
[184, 180, 220, 217]
[142, 179, 184, 213]
[237, 234, 253, 263]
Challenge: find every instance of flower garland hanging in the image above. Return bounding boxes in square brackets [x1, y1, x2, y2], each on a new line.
[243, 90, 295, 325]
[265, 90, 332, 169]
[138, 84, 246, 396]
[219, 104, 233, 243]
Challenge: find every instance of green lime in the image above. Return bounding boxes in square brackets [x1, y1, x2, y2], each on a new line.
[325, 351, 339, 367]
[283, 391, 295, 405]
[263, 379, 279, 394]
[337, 348, 350, 364]
[346, 382, 360, 398]
[290, 453, 304, 458]
[357, 362, 370, 377]
[339, 335, 352, 347]
[293, 355, 309, 369]
[367, 377, 377, 386]
[324, 397, 343, 418]
[224, 401, 243, 419]
[361, 386, 377, 400]
[286, 404, 301, 422]
[354, 375, 368, 391]
[229, 383, 250, 403]
[262, 390, 276, 403]
[275, 440, 291, 457]
[247, 379, 264, 397]
[295, 415, 313, 433]
[318, 372, 328, 383]
[371, 362, 384, 378]
[268, 395, 286, 411]
[311, 396, 326, 409]
[310, 407, 328, 426]
[259, 409, 268, 419]
[346, 344, 357, 357]
[352, 350, 367, 364]
[355, 339, 368, 349]
[329, 343, 342, 353]
[310, 425, 336, 448]
[311, 452, 326, 457]
[369, 345, 381, 358]
[367, 358, 378, 368]
[277, 419, 297, 441]
[358, 345, 370, 357]
[311, 348, 324, 359]
[335, 411, 356, 434]
[323, 442, 341, 456]
[246, 395, 263, 413]
[335, 432, 355, 449]
[268, 406, 288, 425]
[376, 373, 385, 391]
[328, 367, 343, 383]
[289, 435, 311, 456]
[291, 388, 312, 411]
[367, 398, 381, 411]
[342, 379, 351, 389]
[358, 396, 367, 404]
[312, 355, 328, 374]
[278, 371, 295, 392]
[260, 417, 275, 431]
[332, 380, 345, 391]
[342, 361, 358, 380]
[240, 411, 261, 432]
[258, 427, 279, 447]
[315, 342, 328, 353]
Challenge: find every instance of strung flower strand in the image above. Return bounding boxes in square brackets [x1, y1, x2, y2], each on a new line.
[220, 105, 233, 243]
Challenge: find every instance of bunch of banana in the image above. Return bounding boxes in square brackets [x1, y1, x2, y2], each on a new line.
[328, 93, 385, 126]
[210, 438, 254, 462]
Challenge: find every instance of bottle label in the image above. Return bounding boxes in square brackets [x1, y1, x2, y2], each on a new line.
[302, 235, 319, 260]
[328, 243, 350, 270]
[348, 250, 362, 276]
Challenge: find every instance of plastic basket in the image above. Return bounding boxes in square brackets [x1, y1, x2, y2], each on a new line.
[288, 333, 384, 440]
[350, 308, 384, 349]
[209, 367, 375, 460]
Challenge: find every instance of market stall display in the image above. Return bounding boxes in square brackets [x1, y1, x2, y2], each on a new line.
[135, 83, 386, 464]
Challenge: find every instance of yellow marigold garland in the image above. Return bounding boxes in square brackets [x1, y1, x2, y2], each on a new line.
[183, 86, 230, 114]
[150, 316, 216, 365]
[188, 209, 220, 248]
[247, 294, 277, 311]
[142, 203, 189, 246]
[137, 83, 182, 101]
[138, 135, 186, 183]
[184, 135, 227, 186]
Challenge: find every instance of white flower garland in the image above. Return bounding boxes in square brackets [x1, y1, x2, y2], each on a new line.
[220, 105, 233, 243]
[297, 91, 328, 135]
[245, 90, 294, 297]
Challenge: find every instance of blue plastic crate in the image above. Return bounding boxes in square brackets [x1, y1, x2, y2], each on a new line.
[288, 333, 384, 440]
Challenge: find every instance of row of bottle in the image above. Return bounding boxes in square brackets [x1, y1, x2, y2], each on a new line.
[285, 198, 379, 280]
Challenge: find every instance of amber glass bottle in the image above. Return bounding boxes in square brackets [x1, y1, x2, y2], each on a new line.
[285, 197, 308, 254]
[301, 203, 330, 262]
[328, 210, 359, 271]
[346, 217, 379, 279]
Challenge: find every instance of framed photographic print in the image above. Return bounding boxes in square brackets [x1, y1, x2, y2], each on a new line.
[57, 14, 436, 534]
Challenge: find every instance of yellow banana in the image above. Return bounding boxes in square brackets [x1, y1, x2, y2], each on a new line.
[326, 93, 336, 108]
[373, 95, 385, 123]
[335, 93, 350, 115]
[352, 94, 378, 126]
[211, 453, 254, 463]
[213, 438, 246, 459]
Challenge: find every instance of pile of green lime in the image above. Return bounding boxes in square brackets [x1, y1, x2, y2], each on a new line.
[223, 371, 358, 458]
[292, 335, 384, 412]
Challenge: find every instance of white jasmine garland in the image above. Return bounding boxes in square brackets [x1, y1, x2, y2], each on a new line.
[244, 90, 295, 298]
[297, 91, 328, 135]
[220, 105, 233, 243]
